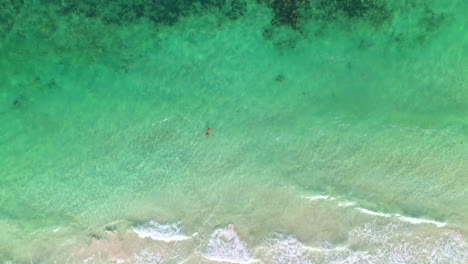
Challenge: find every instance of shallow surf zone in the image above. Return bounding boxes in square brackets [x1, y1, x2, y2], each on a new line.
[8, 187, 465, 263]
[47, 203, 467, 263]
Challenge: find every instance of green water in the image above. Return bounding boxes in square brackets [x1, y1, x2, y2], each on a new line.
[0, 0, 467, 262]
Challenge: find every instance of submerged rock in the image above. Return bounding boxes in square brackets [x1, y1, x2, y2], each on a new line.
[11, 95, 28, 110]
[275, 74, 285, 82]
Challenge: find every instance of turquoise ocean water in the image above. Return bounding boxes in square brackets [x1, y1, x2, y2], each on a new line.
[1, 0, 467, 263]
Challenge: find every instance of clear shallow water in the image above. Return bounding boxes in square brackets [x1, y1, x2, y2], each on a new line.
[0, 0, 467, 262]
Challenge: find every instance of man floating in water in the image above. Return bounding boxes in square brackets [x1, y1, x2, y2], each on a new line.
[206, 128, 212, 136]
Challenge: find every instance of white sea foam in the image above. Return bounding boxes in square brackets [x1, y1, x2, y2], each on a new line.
[133, 220, 194, 242]
[349, 221, 468, 264]
[258, 233, 370, 264]
[301, 194, 448, 227]
[258, 226, 467, 264]
[356, 207, 392, 218]
[395, 214, 446, 227]
[204, 224, 257, 264]
[257, 234, 312, 264]
[152, 116, 172, 125]
[131, 248, 163, 264]
[83, 255, 95, 263]
[110, 257, 125, 264]
[356, 208, 448, 227]
[338, 201, 357, 207]
[302, 195, 336, 201]
[86, 218, 464, 263]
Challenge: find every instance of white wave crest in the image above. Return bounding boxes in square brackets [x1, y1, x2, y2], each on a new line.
[349, 221, 468, 264]
[301, 195, 336, 201]
[301, 194, 447, 227]
[356, 208, 447, 227]
[257, 233, 368, 264]
[395, 214, 446, 227]
[257, 234, 312, 264]
[133, 220, 195, 242]
[204, 224, 257, 263]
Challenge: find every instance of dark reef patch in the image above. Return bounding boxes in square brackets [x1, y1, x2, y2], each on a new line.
[256, 0, 394, 47]
[56, 0, 248, 26]
[415, 7, 445, 44]
[57, 0, 185, 25]
[262, 25, 274, 40]
[0, 0, 448, 54]
[256, 0, 312, 49]
[257, 0, 392, 32]
[420, 8, 445, 32]
[319, 0, 380, 18]
[226, 0, 248, 20]
[316, 0, 392, 26]
[258, 0, 311, 29]
[0, 0, 25, 37]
